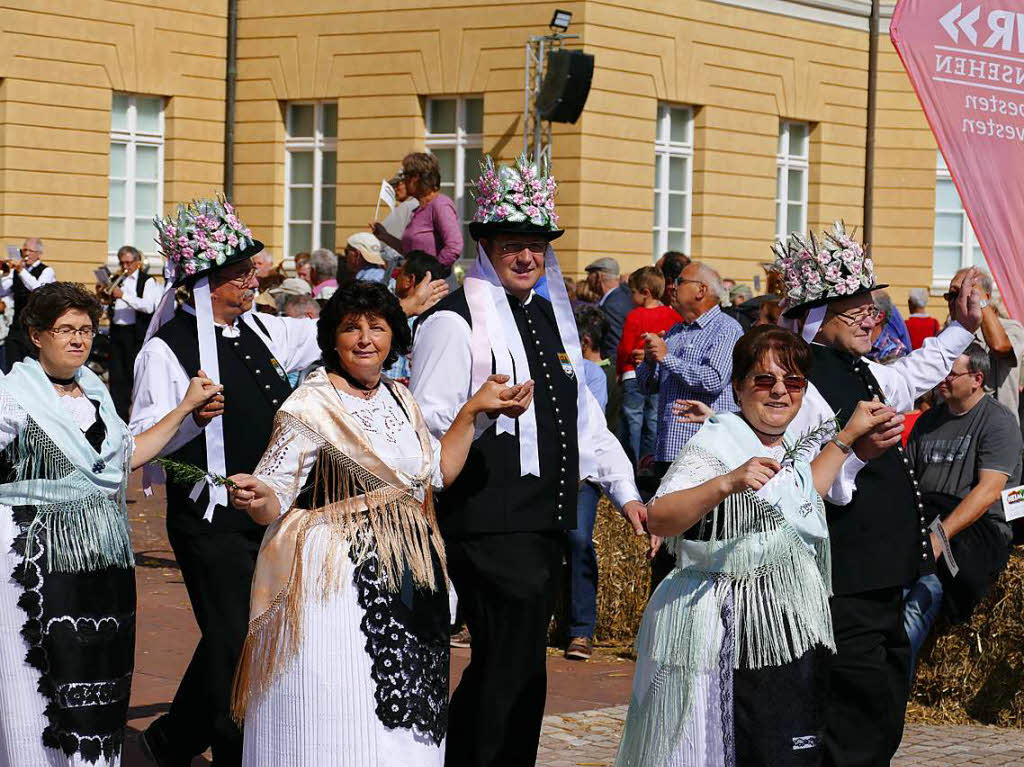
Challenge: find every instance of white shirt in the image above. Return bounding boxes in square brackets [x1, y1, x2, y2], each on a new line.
[411, 297, 642, 510]
[129, 309, 320, 454]
[111, 271, 163, 325]
[786, 321, 976, 505]
[16, 263, 56, 291]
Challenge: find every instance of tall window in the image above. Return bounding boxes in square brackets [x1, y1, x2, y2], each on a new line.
[652, 104, 694, 260]
[933, 150, 990, 287]
[425, 96, 483, 261]
[776, 121, 809, 239]
[285, 101, 338, 256]
[109, 94, 164, 262]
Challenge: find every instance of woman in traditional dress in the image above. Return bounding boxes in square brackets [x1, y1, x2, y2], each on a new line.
[614, 325, 890, 767]
[0, 283, 220, 767]
[226, 280, 533, 766]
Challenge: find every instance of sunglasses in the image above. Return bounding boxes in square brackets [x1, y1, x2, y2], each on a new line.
[748, 373, 808, 392]
[943, 289, 959, 302]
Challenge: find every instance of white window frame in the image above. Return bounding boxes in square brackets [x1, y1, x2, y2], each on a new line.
[284, 101, 338, 260]
[652, 104, 694, 260]
[932, 150, 988, 291]
[775, 120, 810, 240]
[109, 93, 165, 270]
[425, 96, 483, 263]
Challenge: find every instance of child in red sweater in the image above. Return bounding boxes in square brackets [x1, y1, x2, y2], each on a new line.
[616, 266, 682, 465]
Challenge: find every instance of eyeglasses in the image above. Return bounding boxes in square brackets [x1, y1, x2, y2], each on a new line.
[943, 369, 976, 382]
[49, 325, 96, 340]
[497, 241, 548, 256]
[225, 266, 259, 286]
[831, 307, 879, 325]
[748, 373, 808, 392]
[675, 277, 706, 288]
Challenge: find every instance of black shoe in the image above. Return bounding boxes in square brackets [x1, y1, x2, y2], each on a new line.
[139, 717, 191, 767]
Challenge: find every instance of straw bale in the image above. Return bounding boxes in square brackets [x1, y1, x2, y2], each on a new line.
[549, 496, 651, 647]
[909, 550, 1024, 727]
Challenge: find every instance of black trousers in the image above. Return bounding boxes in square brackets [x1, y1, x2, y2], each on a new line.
[108, 324, 140, 423]
[159, 508, 262, 766]
[823, 587, 911, 767]
[444, 531, 563, 767]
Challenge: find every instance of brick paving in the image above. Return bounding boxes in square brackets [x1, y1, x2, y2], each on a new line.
[123, 479, 1024, 765]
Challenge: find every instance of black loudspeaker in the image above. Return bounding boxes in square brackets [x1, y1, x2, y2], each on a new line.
[537, 49, 594, 123]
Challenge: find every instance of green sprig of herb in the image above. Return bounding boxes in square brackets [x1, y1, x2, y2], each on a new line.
[782, 412, 841, 466]
[153, 457, 237, 488]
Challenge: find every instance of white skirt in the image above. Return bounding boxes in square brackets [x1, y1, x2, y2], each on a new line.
[0, 505, 119, 767]
[242, 526, 445, 767]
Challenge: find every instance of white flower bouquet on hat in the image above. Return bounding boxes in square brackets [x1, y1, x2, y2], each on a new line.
[770, 221, 884, 318]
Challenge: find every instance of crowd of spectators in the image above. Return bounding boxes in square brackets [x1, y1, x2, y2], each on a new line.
[555, 253, 1024, 668]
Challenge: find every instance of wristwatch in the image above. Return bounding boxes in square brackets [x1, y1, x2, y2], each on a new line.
[831, 435, 854, 455]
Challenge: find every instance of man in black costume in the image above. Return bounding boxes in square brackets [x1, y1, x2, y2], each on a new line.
[130, 199, 320, 766]
[776, 223, 982, 766]
[412, 155, 651, 767]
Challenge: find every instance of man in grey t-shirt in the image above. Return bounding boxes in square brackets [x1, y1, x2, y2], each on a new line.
[903, 343, 1022, 666]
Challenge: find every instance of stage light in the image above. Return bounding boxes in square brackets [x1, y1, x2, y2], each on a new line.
[550, 9, 572, 32]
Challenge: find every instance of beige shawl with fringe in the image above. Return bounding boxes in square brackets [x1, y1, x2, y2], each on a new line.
[231, 368, 445, 721]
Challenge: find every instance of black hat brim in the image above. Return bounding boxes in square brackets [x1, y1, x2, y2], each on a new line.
[781, 282, 888, 319]
[174, 239, 265, 287]
[468, 220, 563, 241]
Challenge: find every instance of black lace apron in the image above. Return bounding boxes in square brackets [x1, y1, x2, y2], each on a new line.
[4, 400, 135, 763]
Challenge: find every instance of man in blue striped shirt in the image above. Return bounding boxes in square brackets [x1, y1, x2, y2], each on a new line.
[636, 261, 744, 467]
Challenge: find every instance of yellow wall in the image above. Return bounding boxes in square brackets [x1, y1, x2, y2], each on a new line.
[0, 0, 950, 315]
[0, 0, 226, 283]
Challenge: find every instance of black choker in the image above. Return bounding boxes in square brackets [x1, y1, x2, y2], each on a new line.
[335, 367, 382, 393]
[46, 373, 76, 386]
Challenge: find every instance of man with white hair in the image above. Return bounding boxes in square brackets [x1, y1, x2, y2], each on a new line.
[636, 260, 743, 467]
[905, 287, 940, 349]
[308, 247, 338, 299]
[5, 237, 57, 367]
[949, 268, 1024, 421]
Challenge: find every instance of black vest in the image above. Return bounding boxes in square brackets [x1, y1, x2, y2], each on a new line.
[417, 289, 581, 537]
[131, 272, 154, 345]
[12, 262, 47, 325]
[808, 344, 934, 595]
[156, 311, 293, 532]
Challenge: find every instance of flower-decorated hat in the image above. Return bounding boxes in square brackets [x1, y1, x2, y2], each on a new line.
[154, 196, 263, 286]
[468, 153, 563, 241]
[770, 221, 886, 319]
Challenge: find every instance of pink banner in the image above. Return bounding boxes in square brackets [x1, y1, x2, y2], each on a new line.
[891, 0, 1024, 320]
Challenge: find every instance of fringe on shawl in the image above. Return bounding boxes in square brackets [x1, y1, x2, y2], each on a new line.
[231, 412, 446, 722]
[620, 450, 834, 767]
[5, 419, 134, 573]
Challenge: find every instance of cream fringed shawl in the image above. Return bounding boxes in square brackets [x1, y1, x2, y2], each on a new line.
[615, 413, 834, 767]
[231, 368, 445, 721]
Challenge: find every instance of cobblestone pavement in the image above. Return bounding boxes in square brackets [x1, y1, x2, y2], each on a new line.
[536, 705, 1024, 766]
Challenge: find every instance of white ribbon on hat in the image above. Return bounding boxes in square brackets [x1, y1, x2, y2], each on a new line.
[191, 276, 228, 520]
[464, 242, 594, 480]
[779, 304, 827, 344]
[139, 273, 244, 520]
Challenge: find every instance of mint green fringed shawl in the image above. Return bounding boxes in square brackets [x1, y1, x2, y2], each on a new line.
[615, 413, 833, 767]
[0, 359, 134, 573]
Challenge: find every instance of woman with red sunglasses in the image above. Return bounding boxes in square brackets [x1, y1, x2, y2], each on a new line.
[615, 325, 890, 767]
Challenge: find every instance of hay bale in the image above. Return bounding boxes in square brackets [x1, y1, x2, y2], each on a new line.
[547, 497, 651, 649]
[910, 550, 1024, 727]
[593, 497, 651, 644]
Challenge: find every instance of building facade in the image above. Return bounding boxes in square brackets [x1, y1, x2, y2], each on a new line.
[0, 0, 985, 310]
